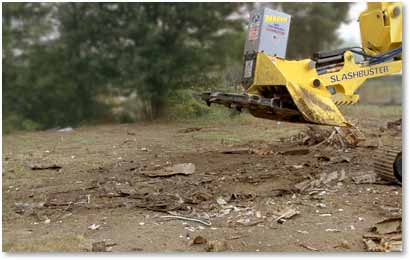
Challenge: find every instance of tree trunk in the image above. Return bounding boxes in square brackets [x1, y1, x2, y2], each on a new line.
[150, 96, 166, 120]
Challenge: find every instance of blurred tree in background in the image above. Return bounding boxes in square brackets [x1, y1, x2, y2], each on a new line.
[2, 2, 350, 133]
[273, 2, 350, 59]
[3, 3, 56, 131]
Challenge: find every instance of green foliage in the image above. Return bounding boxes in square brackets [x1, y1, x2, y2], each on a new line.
[165, 89, 210, 121]
[3, 113, 40, 134]
[3, 2, 246, 133]
[3, 3, 59, 132]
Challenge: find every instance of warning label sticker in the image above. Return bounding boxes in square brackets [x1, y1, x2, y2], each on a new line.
[248, 26, 259, 41]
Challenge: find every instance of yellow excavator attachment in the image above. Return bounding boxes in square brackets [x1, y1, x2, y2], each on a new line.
[201, 3, 401, 127]
[201, 50, 401, 127]
[244, 52, 350, 126]
[284, 81, 348, 126]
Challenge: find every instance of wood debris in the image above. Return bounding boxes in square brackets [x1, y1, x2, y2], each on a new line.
[159, 214, 211, 226]
[177, 127, 202, 133]
[371, 217, 401, 235]
[299, 243, 319, 251]
[273, 207, 299, 223]
[143, 163, 195, 177]
[191, 236, 207, 245]
[352, 172, 378, 184]
[221, 148, 250, 154]
[295, 170, 346, 192]
[291, 125, 364, 149]
[363, 217, 402, 252]
[29, 163, 62, 171]
[386, 118, 401, 131]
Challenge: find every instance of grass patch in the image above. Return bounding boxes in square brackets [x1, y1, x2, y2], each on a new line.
[342, 104, 401, 120]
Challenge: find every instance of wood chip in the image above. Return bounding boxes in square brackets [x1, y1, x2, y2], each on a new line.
[299, 243, 319, 251]
[143, 163, 195, 177]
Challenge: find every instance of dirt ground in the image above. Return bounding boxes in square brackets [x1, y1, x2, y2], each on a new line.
[2, 105, 402, 252]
